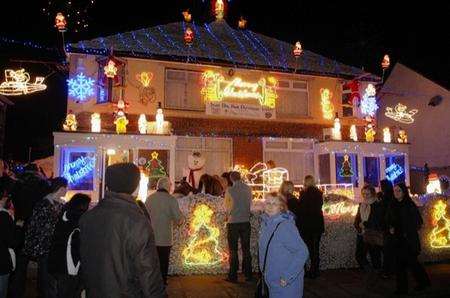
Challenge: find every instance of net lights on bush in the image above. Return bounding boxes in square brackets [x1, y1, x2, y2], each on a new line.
[360, 84, 378, 117]
[429, 200, 450, 249]
[182, 204, 227, 266]
[67, 72, 95, 101]
[385, 103, 418, 124]
[0, 69, 47, 96]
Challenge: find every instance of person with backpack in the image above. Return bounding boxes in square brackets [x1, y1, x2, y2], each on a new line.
[48, 193, 91, 298]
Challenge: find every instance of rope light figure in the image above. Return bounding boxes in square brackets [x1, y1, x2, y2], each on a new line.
[429, 200, 450, 249]
[0, 69, 47, 96]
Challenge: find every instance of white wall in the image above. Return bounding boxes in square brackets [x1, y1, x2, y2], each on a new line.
[378, 63, 450, 168]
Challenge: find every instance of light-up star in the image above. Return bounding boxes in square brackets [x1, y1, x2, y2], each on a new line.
[151, 151, 159, 160]
[67, 72, 95, 101]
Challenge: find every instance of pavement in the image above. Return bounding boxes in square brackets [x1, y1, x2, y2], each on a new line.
[22, 263, 450, 297]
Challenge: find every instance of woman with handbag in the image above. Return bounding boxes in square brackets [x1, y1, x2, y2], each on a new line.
[257, 193, 309, 298]
[354, 185, 385, 271]
[48, 193, 91, 298]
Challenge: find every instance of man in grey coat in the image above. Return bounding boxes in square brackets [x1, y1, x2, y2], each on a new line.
[79, 163, 166, 298]
[145, 177, 183, 286]
[224, 171, 253, 283]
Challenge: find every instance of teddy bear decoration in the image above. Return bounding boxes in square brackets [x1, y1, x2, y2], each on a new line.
[63, 110, 77, 131]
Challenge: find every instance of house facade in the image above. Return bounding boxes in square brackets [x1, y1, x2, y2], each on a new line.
[55, 19, 410, 201]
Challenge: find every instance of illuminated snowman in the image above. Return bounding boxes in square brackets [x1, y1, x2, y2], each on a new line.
[138, 114, 148, 134]
[90, 113, 101, 133]
[427, 173, 442, 194]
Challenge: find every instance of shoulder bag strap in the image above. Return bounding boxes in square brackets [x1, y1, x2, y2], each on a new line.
[262, 221, 283, 273]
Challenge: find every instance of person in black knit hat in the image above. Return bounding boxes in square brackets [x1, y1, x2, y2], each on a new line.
[79, 163, 166, 298]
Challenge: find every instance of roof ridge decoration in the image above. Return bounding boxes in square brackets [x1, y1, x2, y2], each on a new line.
[67, 21, 379, 81]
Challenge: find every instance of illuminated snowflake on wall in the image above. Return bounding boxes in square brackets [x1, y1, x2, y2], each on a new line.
[360, 84, 379, 117]
[67, 72, 95, 101]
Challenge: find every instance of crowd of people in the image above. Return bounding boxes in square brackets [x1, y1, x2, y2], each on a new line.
[0, 161, 433, 298]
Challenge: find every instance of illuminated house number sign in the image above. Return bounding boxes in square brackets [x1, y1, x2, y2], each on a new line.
[200, 70, 278, 108]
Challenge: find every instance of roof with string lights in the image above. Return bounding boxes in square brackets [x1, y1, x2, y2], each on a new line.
[67, 20, 379, 81]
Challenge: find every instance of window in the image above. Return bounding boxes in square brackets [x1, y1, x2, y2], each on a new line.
[364, 157, 380, 187]
[276, 79, 309, 117]
[165, 69, 204, 110]
[342, 84, 354, 117]
[385, 155, 405, 184]
[60, 147, 96, 191]
[319, 154, 331, 184]
[96, 58, 126, 104]
[335, 153, 359, 187]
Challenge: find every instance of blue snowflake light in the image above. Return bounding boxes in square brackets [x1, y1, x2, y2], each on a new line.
[360, 83, 379, 117]
[67, 72, 95, 101]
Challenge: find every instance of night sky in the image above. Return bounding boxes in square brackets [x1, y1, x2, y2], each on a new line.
[0, 0, 448, 161]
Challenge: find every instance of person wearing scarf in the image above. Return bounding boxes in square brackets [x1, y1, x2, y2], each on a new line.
[354, 185, 384, 271]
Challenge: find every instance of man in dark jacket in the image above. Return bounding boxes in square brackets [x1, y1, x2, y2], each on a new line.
[298, 175, 324, 279]
[79, 163, 166, 298]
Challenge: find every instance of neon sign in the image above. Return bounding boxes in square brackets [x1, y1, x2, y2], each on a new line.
[0, 69, 47, 96]
[322, 201, 358, 219]
[429, 200, 450, 249]
[67, 72, 95, 101]
[182, 204, 227, 266]
[63, 156, 95, 186]
[200, 70, 278, 108]
[385, 103, 418, 124]
[385, 163, 403, 182]
[360, 84, 378, 117]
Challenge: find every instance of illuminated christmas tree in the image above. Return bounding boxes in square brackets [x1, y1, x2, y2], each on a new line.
[145, 151, 167, 180]
[430, 200, 450, 248]
[182, 204, 226, 266]
[339, 154, 354, 177]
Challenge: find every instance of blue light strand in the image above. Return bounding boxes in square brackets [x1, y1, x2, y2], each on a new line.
[0, 36, 49, 50]
[99, 37, 108, 51]
[246, 31, 278, 68]
[191, 21, 214, 62]
[239, 30, 272, 68]
[224, 25, 255, 66]
[117, 33, 134, 55]
[143, 29, 173, 57]
[278, 43, 289, 71]
[131, 31, 152, 57]
[156, 25, 184, 54]
[204, 23, 234, 63]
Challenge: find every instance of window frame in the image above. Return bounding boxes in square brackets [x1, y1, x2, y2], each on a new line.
[275, 79, 310, 117]
[164, 68, 205, 112]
